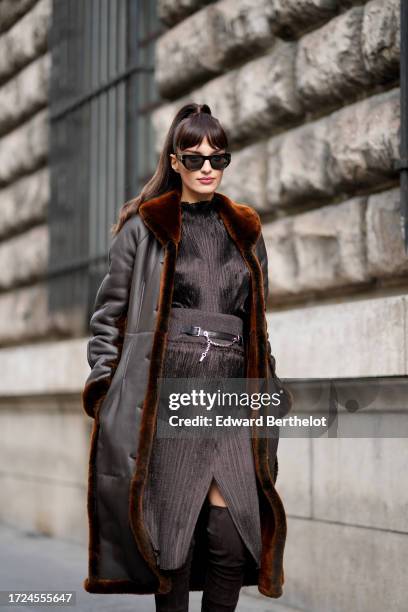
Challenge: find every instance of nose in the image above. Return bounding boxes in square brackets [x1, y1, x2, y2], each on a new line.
[201, 159, 212, 173]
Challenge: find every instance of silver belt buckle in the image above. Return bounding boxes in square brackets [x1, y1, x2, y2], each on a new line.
[190, 325, 201, 336]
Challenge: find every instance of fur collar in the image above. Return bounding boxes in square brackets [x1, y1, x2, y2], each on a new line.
[138, 188, 261, 251]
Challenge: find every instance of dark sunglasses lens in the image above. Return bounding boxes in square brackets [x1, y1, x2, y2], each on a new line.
[210, 154, 230, 169]
[184, 155, 204, 170]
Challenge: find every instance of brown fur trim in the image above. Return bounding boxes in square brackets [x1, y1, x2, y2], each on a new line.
[273, 456, 279, 484]
[138, 189, 261, 249]
[84, 577, 156, 594]
[213, 192, 261, 249]
[138, 190, 182, 246]
[128, 241, 179, 595]
[86, 409, 101, 579]
[82, 376, 112, 419]
[246, 247, 287, 597]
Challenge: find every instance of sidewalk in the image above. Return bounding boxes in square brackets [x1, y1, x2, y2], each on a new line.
[0, 522, 298, 611]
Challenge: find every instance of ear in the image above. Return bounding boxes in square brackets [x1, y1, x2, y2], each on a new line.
[169, 153, 179, 174]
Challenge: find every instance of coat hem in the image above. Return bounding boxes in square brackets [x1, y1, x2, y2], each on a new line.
[83, 576, 283, 598]
[83, 576, 157, 595]
[258, 584, 283, 598]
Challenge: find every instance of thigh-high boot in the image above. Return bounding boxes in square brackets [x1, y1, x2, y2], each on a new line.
[201, 506, 248, 612]
[154, 534, 196, 612]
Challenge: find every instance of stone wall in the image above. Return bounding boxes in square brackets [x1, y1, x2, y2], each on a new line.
[0, 0, 54, 345]
[0, 0, 88, 547]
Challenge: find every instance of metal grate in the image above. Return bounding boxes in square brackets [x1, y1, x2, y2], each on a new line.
[48, 0, 163, 323]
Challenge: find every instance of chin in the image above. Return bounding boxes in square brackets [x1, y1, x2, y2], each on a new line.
[194, 183, 218, 194]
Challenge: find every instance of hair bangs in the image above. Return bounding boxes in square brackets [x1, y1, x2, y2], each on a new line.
[174, 112, 228, 153]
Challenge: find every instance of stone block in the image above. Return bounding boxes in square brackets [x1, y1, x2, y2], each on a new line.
[158, 0, 215, 27]
[0, 0, 51, 83]
[327, 87, 400, 189]
[366, 188, 408, 277]
[0, 399, 88, 487]
[265, 295, 407, 378]
[263, 196, 368, 296]
[266, 116, 332, 208]
[155, 0, 275, 97]
[236, 40, 302, 140]
[0, 109, 48, 186]
[0, 224, 48, 289]
[0, 53, 49, 136]
[0, 337, 89, 395]
[313, 437, 408, 532]
[297, 6, 371, 109]
[0, 453, 87, 543]
[0, 167, 49, 237]
[219, 141, 267, 209]
[0, 0, 38, 34]
[269, 0, 338, 38]
[362, 0, 400, 80]
[266, 88, 400, 209]
[0, 284, 76, 344]
[275, 518, 408, 612]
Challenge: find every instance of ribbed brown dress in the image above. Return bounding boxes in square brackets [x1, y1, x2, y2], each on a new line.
[142, 195, 262, 571]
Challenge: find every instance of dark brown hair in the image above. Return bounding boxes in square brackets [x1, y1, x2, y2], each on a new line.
[111, 102, 229, 236]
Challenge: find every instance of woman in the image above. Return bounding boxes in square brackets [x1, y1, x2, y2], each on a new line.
[82, 103, 292, 611]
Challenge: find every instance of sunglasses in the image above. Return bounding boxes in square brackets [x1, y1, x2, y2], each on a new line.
[176, 152, 231, 171]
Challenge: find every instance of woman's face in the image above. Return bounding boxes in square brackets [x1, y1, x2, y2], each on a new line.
[170, 136, 225, 201]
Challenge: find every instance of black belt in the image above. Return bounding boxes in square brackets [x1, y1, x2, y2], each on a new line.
[181, 325, 243, 346]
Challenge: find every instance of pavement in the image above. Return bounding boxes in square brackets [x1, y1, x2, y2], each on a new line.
[0, 522, 299, 612]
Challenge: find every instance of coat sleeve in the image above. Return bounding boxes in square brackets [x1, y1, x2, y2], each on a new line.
[255, 230, 293, 420]
[82, 218, 139, 419]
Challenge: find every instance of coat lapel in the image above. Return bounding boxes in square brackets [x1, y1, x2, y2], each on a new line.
[138, 188, 261, 249]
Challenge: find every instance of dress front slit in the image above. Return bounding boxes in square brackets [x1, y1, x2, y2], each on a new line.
[142, 308, 262, 571]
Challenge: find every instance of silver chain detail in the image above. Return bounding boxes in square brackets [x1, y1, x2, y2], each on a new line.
[199, 330, 239, 362]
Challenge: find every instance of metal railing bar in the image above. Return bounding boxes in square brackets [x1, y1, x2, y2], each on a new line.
[50, 62, 154, 121]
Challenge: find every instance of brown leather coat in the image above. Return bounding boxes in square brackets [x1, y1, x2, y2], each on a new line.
[81, 188, 293, 598]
